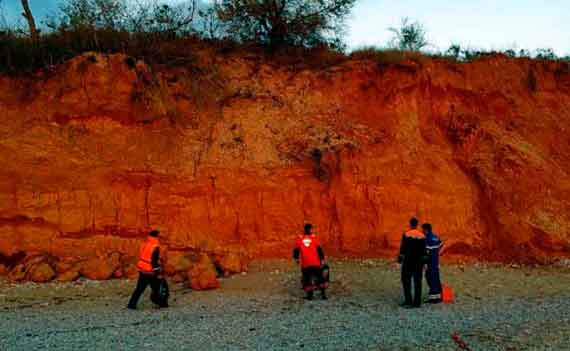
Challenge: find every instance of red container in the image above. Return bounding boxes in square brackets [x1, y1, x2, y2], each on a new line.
[442, 284, 454, 303]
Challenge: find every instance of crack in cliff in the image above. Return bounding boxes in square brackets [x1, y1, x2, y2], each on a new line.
[422, 71, 522, 261]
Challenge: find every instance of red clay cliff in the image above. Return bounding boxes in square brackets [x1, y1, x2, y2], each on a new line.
[0, 52, 569, 281]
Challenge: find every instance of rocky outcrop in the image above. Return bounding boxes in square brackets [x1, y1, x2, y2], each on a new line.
[8, 264, 27, 281]
[28, 262, 56, 283]
[214, 251, 249, 276]
[0, 51, 569, 279]
[188, 254, 220, 290]
[79, 253, 121, 280]
[162, 250, 224, 289]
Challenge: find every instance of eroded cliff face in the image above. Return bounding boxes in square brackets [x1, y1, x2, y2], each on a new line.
[0, 52, 569, 279]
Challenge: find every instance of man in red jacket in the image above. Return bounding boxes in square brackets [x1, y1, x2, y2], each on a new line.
[293, 223, 327, 300]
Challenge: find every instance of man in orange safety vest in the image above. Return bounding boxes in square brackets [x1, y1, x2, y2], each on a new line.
[127, 229, 162, 310]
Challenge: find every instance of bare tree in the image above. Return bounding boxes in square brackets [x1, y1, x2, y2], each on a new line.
[123, 0, 198, 35]
[0, 0, 7, 30]
[57, 0, 128, 30]
[149, 0, 197, 35]
[21, 0, 39, 43]
[0, 0, 4, 21]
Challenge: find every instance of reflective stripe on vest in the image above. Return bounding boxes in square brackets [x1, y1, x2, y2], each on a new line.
[405, 229, 424, 239]
[136, 237, 159, 273]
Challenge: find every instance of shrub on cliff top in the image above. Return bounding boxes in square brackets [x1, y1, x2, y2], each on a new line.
[0, 28, 211, 73]
[215, 0, 357, 49]
[0, 0, 355, 74]
[350, 47, 432, 65]
[388, 17, 429, 52]
[0, 0, 206, 73]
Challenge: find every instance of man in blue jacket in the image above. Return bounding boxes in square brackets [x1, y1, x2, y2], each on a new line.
[422, 223, 443, 303]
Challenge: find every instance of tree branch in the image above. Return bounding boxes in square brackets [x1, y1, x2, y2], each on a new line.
[21, 0, 39, 43]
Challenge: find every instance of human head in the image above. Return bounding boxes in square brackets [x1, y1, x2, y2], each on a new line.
[421, 223, 432, 234]
[409, 217, 419, 229]
[149, 229, 160, 237]
[304, 223, 313, 235]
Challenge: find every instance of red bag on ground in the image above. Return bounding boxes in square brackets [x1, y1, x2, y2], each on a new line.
[442, 284, 454, 303]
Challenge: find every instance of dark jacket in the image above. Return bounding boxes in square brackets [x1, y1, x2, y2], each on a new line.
[399, 229, 426, 266]
[151, 248, 160, 270]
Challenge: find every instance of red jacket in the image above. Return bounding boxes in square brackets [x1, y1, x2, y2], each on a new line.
[294, 234, 323, 268]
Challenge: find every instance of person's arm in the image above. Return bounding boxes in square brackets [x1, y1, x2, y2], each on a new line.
[438, 240, 445, 256]
[317, 246, 325, 265]
[397, 233, 405, 263]
[151, 247, 161, 272]
[420, 238, 428, 264]
[426, 237, 443, 251]
[293, 247, 300, 264]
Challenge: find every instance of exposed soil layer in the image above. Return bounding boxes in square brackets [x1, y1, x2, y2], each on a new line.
[0, 52, 569, 272]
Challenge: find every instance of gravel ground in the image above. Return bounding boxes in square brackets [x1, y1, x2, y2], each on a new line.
[1, 259, 569, 351]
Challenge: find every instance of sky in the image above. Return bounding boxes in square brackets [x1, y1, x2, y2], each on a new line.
[347, 0, 569, 55]
[1, 0, 569, 56]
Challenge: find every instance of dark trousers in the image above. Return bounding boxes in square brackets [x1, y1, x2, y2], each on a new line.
[401, 263, 423, 306]
[128, 272, 160, 308]
[426, 265, 442, 299]
[301, 267, 326, 293]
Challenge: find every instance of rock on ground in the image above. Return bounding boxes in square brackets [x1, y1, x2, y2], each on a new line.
[79, 254, 121, 280]
[188, 254, 219, 290]
[27, 263, 55, 283]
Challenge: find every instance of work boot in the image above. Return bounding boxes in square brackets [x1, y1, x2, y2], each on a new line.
[321, 290, 328, 300]
[427, 298, 442, 304]
[305, 291, 314, 300]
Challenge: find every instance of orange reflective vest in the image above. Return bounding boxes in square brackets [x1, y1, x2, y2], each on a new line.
[136, 237, 159, 273]
[404, 229, 424, 239]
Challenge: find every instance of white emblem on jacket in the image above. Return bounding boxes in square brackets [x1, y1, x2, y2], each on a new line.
[302, 238, 312, 247]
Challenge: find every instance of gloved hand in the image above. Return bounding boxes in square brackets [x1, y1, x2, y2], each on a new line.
[397, 255, 404, 264]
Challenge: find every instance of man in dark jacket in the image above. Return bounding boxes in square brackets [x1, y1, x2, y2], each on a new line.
[293, 223, 327, 300]
[398, 217, 426, 308]
[423, 223, 443, 303]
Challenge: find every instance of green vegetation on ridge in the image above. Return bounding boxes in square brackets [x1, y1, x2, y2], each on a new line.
[0, 0, 567, 74]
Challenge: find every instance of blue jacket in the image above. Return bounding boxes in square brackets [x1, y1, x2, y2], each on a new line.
[425, 232, 442, 268]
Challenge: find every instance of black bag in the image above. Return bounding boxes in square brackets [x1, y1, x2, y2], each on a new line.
[321, 264, 330, 286]
[151, 278, 169, 308]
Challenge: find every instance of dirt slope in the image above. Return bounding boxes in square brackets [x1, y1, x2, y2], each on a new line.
[0, 52, 569, 275]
